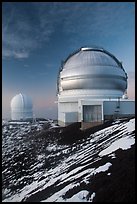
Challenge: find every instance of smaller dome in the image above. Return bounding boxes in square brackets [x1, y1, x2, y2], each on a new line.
[11, 93, 32, 109]
[11, 93, 33, 120]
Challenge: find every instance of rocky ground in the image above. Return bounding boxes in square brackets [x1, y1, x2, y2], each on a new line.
[2, 117, 135, 202]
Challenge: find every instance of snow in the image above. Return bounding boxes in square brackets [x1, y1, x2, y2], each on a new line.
[90, 192, 96, 202]
[37, 154, 45, 160]
[65, 191, 89, 202]
[108, 153, 116, 159]
[46, 144, 58, 152]
[94, 162, 112, 174]
[2, 117, 135, 202]
[9, 121, 30, 125]
[41, 183, 80, 202]
[49, 122, 59, 129]
[64, 190, 94, 202]
[99, 136, 135, 157]
[42, 189, 95, 202]
[124, 118, 135, 132]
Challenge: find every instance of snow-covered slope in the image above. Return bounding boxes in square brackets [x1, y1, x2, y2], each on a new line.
[2, 118, 135, 202]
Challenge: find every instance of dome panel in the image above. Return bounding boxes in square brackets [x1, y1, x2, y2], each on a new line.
[63, 49, 120, 69]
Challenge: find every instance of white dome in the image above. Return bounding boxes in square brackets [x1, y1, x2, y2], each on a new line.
[11, 93, 33, 120]
[58, 47, 128, 99]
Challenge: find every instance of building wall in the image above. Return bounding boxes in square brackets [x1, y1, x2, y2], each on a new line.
[80, 99, 135, 129]
[58, 99, 135, 128]
[58, 102, 78, 126]
[103, 100, 135, 116]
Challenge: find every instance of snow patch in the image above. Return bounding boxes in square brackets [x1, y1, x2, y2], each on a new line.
[94, 162, 112, 174]
[99, 136, 135, 156]
[46, 145, 57, 152]
[124, 118, 135, 132]
[65, 190, 93, 202]
[108, 153, 116, 159]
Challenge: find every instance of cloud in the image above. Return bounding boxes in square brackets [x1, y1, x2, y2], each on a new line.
[2, 19, 37, 59]
[2, 2, 134, 59]
[60, 2, 134, 38]
[3, 49, 29, 59]
[24, 64, 29, 68]
[2, 2, 55, 59]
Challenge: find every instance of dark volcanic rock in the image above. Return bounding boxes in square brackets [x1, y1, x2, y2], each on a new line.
[89, 145, 135, 202]
[2, 118, 135, 202]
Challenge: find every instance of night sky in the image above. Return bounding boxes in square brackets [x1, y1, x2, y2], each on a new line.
[2, 2, 135, 119]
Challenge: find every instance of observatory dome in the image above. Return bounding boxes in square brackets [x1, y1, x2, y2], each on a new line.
[11, 93, 33, 120]
[58, 47, 127, 99]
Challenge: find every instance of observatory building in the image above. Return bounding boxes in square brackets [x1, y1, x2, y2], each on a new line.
[57, 47, 135, 128]
[11, 93, 33, 121]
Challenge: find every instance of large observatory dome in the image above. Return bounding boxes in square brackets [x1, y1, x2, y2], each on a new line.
[11, 93, 33, 120]
[58, 47, 127, 99]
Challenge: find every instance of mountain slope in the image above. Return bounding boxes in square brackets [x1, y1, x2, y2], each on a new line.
[2, 117, 135, 202]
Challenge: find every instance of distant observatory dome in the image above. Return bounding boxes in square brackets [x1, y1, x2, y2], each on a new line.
[11, 93, 33, 120]
[58, 47, 127, 99]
